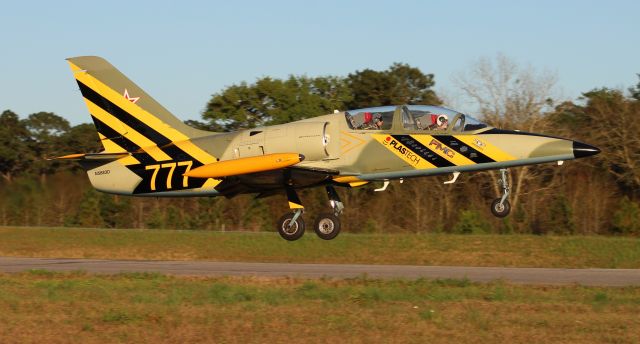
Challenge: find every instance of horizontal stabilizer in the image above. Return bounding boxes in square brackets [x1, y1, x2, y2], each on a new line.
[184, 153, 304, 178]
[48, 152, 131, 161]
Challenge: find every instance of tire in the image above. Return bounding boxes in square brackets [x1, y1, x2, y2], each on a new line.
[313, 213, 341, 240]
[277, 213, 305, 241]
[491, 198, 511, 218]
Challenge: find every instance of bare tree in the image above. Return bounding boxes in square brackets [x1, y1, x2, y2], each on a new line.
[452, 54, 562, 213]
[581, 90, 640, 194]
[453, 53, 558, 130]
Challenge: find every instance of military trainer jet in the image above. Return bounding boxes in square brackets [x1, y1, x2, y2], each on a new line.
[55, 56, 600, 241]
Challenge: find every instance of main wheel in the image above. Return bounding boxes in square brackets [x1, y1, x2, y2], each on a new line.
[277, 213, 305, 241]
[313, 213, 341, 240]
[491, 198, 511, 218]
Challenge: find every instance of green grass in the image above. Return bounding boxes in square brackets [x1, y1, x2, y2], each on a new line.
[0, 271, 638, 343]
[0, 226, 639, 268]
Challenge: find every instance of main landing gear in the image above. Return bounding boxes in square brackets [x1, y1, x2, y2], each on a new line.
[276, 188, 306, 241]
[491, 168, 511, 218]
[277, 210, 306, 241]
[276, 186, 343, 241]
[313, 186, 343, 240]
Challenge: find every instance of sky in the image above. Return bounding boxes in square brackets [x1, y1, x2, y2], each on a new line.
[0, 0, 638, 125]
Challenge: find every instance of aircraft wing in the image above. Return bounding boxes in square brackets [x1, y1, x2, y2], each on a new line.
[179, 152, 341, 198]
[213, 165, 339, 198]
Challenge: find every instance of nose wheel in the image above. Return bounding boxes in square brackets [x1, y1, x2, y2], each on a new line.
[491, 169, 511, 218]
[491, 198, 511, 217]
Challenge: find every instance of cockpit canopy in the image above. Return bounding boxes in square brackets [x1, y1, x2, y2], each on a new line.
[344, 106, 395, 130]
[345, 105, 489, 133]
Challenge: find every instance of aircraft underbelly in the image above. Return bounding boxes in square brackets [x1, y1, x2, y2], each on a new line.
[214, 168, 332, 197]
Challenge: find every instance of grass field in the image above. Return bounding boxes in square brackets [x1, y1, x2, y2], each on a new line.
[1, 227, 639, 268]
[0, 271, 638, 343]
[1, 228, 639, 343]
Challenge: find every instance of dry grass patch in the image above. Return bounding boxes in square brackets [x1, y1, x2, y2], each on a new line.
[0, 272, 639, 343]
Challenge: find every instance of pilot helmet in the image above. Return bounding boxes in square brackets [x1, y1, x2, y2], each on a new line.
[437, 115, 448, 124]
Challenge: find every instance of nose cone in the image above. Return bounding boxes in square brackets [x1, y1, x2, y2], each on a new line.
[573, 141, 601, 159]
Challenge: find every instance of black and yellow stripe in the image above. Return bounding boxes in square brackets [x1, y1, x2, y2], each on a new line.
[91, 114, 205, 194]
[453, 135, 515, 162]
[78, 80, 173, 148]
[391, 135, 454, 167]
[434, 135, 495, 164]
[90, 115, 153, 165]
[69, 61, 220, 193]
[375, 134, 515, 170]
[69, 61, 216, 163]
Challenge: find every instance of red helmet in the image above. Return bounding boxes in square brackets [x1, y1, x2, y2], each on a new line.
[431, 114, 447, 125]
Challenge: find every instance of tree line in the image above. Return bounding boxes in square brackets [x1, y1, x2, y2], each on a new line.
[0, 57, 638, 235]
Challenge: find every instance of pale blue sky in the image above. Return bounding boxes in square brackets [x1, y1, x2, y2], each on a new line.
[0, 0, 638, 125]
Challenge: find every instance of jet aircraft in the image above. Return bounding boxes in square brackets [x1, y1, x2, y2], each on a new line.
[55, 56, 600, 240]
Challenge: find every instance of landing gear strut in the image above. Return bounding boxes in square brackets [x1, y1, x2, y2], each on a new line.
[491, 168, 511, 218]
[276, 188, 306, 241]
[276, 185, 344, 241]
[313, 186, 343, 240]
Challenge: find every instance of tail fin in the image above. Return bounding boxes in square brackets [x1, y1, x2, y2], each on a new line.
[67, 56, 214, 163]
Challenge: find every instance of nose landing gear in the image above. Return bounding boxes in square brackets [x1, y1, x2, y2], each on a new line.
[490, 168, 511, 218]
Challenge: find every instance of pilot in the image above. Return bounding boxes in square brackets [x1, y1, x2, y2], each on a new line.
[436, 115, 448, 130]
[427, 114, 448, 130]
[360, 112, 375, 129]
[373, 114, 384, 129]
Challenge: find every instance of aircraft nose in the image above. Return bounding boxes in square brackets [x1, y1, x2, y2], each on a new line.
[572, 141, 601, 159]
